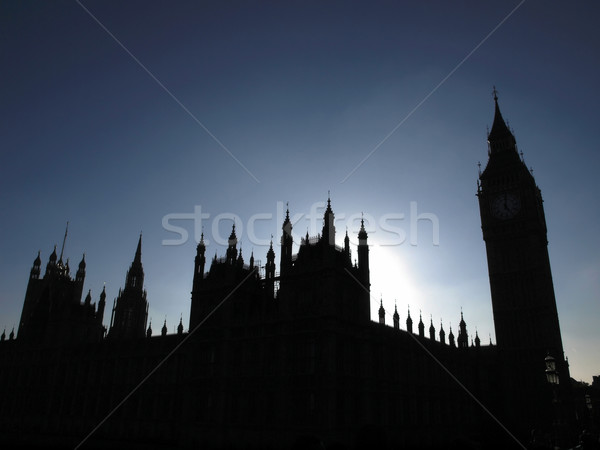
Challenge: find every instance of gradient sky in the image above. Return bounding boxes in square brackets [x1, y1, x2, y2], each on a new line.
[1, 1, 598, 382]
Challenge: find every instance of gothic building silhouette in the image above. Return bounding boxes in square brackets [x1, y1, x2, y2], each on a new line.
[0, 96, 572, 449]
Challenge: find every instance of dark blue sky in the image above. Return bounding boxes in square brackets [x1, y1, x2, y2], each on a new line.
[1, 1, 598, 381]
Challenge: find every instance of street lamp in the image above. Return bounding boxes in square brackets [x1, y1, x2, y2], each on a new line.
[545, 354, 559, 387]
[545, 353, 560, 449]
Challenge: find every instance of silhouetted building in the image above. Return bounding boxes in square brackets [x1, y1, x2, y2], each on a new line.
[16, 224, 105, 345]
[477, 89, 571, 437]
[0, 94, 574, 449]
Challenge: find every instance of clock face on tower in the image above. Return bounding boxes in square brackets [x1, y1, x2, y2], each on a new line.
[491, 192, 521, 219]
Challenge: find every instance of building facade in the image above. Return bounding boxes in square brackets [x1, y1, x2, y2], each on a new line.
[0, 96, 572, 449]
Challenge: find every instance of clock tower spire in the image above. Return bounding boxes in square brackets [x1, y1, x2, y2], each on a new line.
[477, 89, 569, 437]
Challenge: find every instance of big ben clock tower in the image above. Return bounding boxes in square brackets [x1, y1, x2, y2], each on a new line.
[477, 89, 569, 434]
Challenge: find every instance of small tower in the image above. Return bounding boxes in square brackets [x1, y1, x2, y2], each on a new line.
[378, 298, 385, 325]
[429, 315, 436, 341]
[322, 195, 335, 246]
[177, 316, 184, 335]
[449, 325, 456, 348]
[475, 329, 481, 348]
[280, 205, 293, 276]
[108, 234, 149, 340]
[457, 311, 468, 349]
[161, 319, 167, 337]
[146, 320, 152, 338]
[406, 307, 413, 334]
[45, 245, 58, 276]
[84, 290, 92, 306]
[30, 252, 41, 280]
[193, 232, 206, 292]
[418, 311, 425, 338]
[265, 239, 276, 298]
[76, 254, 86, 284]
[226, 224, 238, 265]
[393, 302, 400, 330]
[439, 320, 446, 345]
[97, 285, 106, 326]
[344, 229, 351, 261]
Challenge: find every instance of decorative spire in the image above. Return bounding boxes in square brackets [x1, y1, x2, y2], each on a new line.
[322, 194, 335, 245]
[198, 231, 206, 250]
[49, 245, 57, 263]
[135, 233, 142, 263]
[59, 221, 69, 263]
[358, 214, 368, 243]
[487, 87, 517, 155]
[161, 319, 167, 337]
[147, 320, 152, 338]
[406, 306, 413, 333]
[429, 315, 436, 341]
[378, 297, 385, 325]
[439, 319, 446, 344]
[177, 315, 184, 335]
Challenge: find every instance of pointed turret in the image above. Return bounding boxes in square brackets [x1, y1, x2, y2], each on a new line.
[45, 245, 58, 275]
[75, 254, 86, 284]
[30, 251, 41, 280]
[458, 311, 468, 349]
[429, 316, 436, 341]
[97, 285, 106, 324]
[439, 320, 446, 345]
[344, 229, 351, 261]
[280, 204, 293, 275]
[322, 195, 335, 246]
[9, 327, 14, 340]
[449, 324, 456, 348]
[265, 239, 276, 298]
[378, 298, 385, 325]
[237, 246, 244, 267]
[161, 319, 167, 337]
[147, 320, 152, 338]
[418, 311, 425, 338]
[193, 232, 207, 293]
[249, 250, 255, 270]
[357, 216, 370, 289]
[475, 329, 481, 348]
[406, 307, 413, 334]
[177, 316, 184, 335]
[393, 302, 400, 330]
[84, 289, 92, 306]
[226, 224, 238, 264]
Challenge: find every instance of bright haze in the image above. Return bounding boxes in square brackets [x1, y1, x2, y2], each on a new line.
[1, 2, 598, 382]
